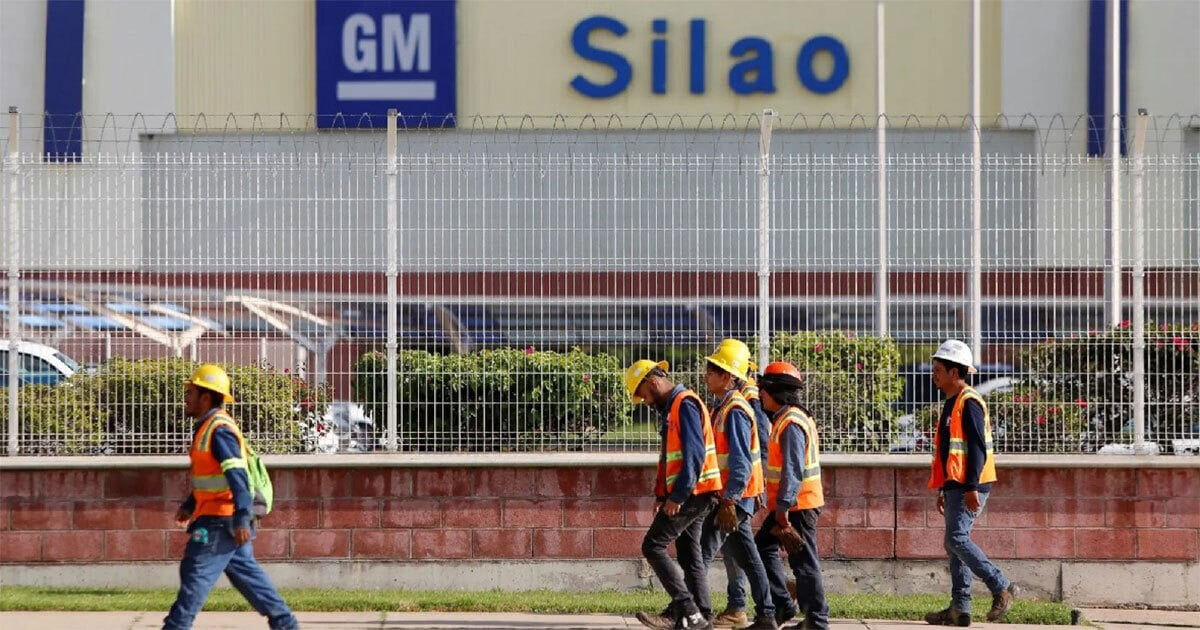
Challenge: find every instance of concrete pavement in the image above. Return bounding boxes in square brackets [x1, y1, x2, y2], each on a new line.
[0, 611, 1076, 630]
[1, 609, 1196, 630]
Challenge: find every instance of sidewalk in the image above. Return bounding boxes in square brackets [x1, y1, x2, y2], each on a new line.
[0, 611, 1072, 630]
[0, 609, 1195, 630]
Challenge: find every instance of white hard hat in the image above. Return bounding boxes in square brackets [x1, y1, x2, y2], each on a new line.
[932, 339, 977, 374]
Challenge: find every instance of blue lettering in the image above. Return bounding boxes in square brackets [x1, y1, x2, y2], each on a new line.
[570, 16, 632, 98]
[728, 37, 774, 95]
[652, 19, 667, 94]
[796, 35, 849, 94]
[689, 19, 706, 94]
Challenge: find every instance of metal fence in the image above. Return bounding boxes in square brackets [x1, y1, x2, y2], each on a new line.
[2, 112, 1198, 456]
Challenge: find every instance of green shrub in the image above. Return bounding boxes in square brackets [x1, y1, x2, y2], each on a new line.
[769, 331, 904, 453]
[0, 384, 105, 455]
[353, 347, 631, 451]
[1020, 323, 1199, 452]
[69, 358, 330, 454]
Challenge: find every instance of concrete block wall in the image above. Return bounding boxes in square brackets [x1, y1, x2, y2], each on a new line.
[2, 463, 1197, 566]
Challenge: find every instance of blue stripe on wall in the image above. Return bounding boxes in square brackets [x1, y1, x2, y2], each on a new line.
[43, 0, 85, 162]
[1086, 0, 1106, 157]
[1086, 0, 1129, 158]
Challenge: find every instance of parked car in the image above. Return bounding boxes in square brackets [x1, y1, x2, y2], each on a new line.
[0, 340, 80, 386]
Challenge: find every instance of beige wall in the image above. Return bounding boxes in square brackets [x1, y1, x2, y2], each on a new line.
[171, 0, 1004, 124]
[175, 0, 315, 125]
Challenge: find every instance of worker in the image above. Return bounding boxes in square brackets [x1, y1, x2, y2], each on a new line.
[756, 361, 828, 630]
[719, 359, 773, 625]
[163, 364, 298, 630]
[925, 340, 1019, 626]
[699, 340, 777, 630]
[626, 360, 722, 630]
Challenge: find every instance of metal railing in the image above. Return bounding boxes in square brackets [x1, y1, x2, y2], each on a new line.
[2, 111, 1198, 456]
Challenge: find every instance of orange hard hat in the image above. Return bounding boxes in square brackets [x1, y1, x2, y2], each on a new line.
[763, 361, 802, 380]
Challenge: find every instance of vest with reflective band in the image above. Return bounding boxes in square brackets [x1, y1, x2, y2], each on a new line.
[712, 391, 765, 499]
[765, 406, 824, 511]
[655, 390, 723, 499]
[740, 378, 760, 402]
[189, 410, 249, 519]
[928, 388, 997, 490]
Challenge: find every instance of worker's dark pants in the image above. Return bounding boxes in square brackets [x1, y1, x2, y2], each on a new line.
[641, 493, 718, 619]
[756, 508, 828, 630]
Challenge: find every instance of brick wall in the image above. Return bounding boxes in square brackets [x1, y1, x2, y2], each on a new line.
[1, 464, 1197, 564]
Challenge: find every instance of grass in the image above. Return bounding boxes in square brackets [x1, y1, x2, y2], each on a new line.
[0, 587, 1075, 624]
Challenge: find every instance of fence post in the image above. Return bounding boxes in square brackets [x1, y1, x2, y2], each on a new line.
[969, 0, 983, 362]
[6, 106, 19, 456]
[757, 109, 775, 371]
[1130, 109, 1149, 454]
[385, 109, 399, 452]
[1106, 0, 1123, 328]
[876, 0, 888, 339]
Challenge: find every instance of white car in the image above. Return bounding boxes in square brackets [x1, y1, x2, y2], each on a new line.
[889, 377, 1018, 453]
[0, 340, 80, 386]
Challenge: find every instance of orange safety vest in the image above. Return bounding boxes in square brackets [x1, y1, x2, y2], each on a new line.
[740, 378, 760, 403]
[765, 406, 824, 511]
[928, 388, 998, 490]
[189, 409, 250, 519]
[655, 389, 723, 499]
[712, 390, 765, 500]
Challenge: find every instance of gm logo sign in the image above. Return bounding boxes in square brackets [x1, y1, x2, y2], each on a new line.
[316, 0, 456, 128]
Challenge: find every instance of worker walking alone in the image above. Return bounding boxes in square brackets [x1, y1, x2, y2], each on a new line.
[925, 340, 1019, 626]
[626, 360, 722, 630]
[700, 340, 778, 630]
[756, 362, 828, 630]
[163, 365, 298, 630]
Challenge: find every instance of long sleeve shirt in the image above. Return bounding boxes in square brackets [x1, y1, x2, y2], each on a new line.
[936, 393, 992, 493]
[717, 391, 757, 513]
[656, 385, 709, 504]
[772, 407, 808, 513]
[748, 396, 771, 469]
[180, 413, 253, 530]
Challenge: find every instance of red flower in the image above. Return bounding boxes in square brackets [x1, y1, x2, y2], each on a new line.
[1174, 337, 1191, 350]
[1035, 415, 1047, 425]
[1048, 406, 1061, 415]
[524, 346, 535, 355]
[1119, 319, 1130, 329]
[582, 374, 591, 382]
[854, 362, 863, 371]
[813, 343, 824, 353]
[1160, 323, 1171, 331]
[1074, 397, 1088, 409]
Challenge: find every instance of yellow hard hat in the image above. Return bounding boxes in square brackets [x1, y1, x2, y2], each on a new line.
[188, 364, 235, 404]
[625, 359, 669, 404]
[705, 339, 752, 382]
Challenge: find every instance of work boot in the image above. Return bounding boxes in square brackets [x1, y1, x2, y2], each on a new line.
[636, 610, 675, 630]
[745, 614, 779, 630]
[924, 607, 970, 627]
[774, 604, 798, 627]
[987, 583, 1020, 622]
[675, 611, 714, 630]
[712, 608, 749, 628]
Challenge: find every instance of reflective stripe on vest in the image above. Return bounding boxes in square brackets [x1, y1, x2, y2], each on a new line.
[712, 391, 765, 500]
[655, 390, 723, 498]
[765, 407, 824, 511]
[740, 379, 760, 402]
[189, 410, 249, 518]
[928, 388, 998, 490]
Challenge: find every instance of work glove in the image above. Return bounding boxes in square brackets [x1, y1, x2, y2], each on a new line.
[715, 500, 740, 534]
[772, 525, 805, 556]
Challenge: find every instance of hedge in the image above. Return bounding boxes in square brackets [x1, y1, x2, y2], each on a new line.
[2, 359, 330, 455]
[0, 384, 105, 455]
[353, 347, 629, 451]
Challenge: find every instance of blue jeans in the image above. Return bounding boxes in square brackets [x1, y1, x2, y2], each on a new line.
[943, 488, 1010, 613]
[724, 554, 747, 610]
[163, 520, 298, 630]
[756, 509, 827, 630]
[701, 505, 774, 620]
